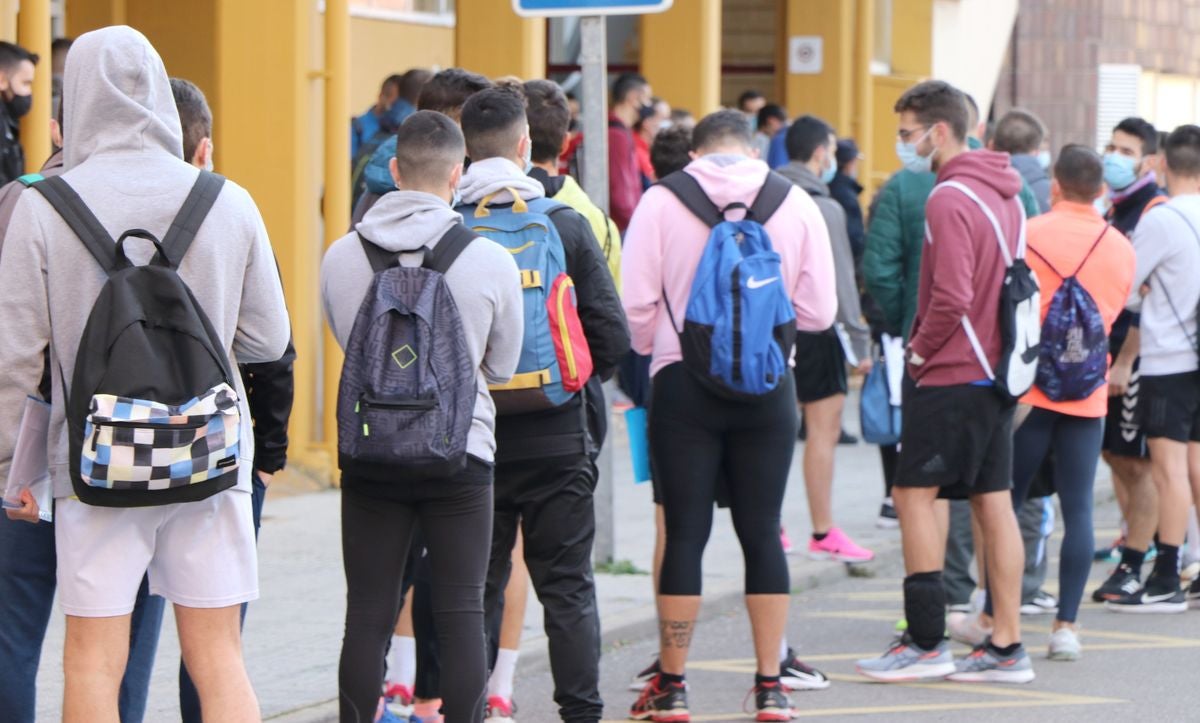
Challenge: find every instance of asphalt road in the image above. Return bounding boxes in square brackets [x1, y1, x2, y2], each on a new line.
[510, 521, 1200, 722]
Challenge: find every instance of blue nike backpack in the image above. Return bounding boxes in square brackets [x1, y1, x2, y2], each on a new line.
[1029, 225, 1111, 402]
[658, 170, 796, 400]
[458, 193, 593, 415]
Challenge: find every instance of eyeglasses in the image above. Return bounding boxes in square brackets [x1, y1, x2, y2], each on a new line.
[897, 126, 930, 143]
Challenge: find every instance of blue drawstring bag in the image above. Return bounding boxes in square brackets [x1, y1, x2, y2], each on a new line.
[860, 358, 901, 445]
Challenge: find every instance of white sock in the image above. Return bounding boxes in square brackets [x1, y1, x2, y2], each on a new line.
[487, 648, 520, 700]
[1187, 507, 1200, 563]
[386, 635, 416, 687]
[779, 637, 789, 661]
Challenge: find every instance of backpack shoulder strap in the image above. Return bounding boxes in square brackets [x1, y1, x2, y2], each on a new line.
[358, 232, 400, 274]
[932, 180, 1018, 266]
[29, 176, 116, 271]
[1069, 223, 1112, 277]
[1142, 194, 1168, 218]
[658, 171, 723, 228]
[162, 171, 226, 268]
[424, 223, 476, 275]
[747, 171, 793, 224]
[17, 173, 43, 187]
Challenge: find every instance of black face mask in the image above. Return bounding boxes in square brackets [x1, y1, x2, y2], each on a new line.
[5, 92, 31, 119]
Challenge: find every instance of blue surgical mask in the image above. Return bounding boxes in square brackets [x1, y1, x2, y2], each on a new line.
[820, 154, 837, 184]
[522, 132, 533, 174]
[896, 128, 936, 174]
[1103, 152, 1138, 191]
[1037, 150, 1051, 170]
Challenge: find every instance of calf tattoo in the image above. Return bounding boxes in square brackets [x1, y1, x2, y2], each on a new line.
[659, 620, 695, 649]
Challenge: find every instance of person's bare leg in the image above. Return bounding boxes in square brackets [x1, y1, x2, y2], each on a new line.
[498, 530, 529, 650]
[935, 498, 950, 545]
[1187, 443, 1200, 529]
[63, 614, 130, 723]
[971, 492, 1024, 648]
[1148, 438, 1191, 547]
[1104, 451, 1133, 523]
[893, 486, 944, 573]
[746, 595, 790, 675]
[653, 504, 665, 593]
[657, 595, 701, 675]
[1110, 455, 1157, 551]
[395, 588, 414, 637]
[176, 604, 260, 723]
[970, 511, 993, 626]
[801, 395, 845, 535]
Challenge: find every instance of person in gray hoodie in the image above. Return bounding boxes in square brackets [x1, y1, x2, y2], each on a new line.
[321, 110, 523, 721]
[778, 115, 876, 564]
[0, 26, 290, 722]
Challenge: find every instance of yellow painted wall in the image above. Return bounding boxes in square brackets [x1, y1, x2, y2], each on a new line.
[455, 0, 544, 80]
[349, 15, 454, 112]
[777, 0, 855, 133]
[642, 0, 720, 116]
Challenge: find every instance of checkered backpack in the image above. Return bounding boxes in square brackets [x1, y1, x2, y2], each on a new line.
[25, 171, 240, 507]
[336, 225, 477, 482]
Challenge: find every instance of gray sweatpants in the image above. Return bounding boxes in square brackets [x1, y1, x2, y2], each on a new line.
[943, 496, 1052, 606]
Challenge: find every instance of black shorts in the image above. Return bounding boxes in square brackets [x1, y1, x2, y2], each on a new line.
[1138, 371, 1200, 443]
[895, 381, 1015, 499]
[1102, 359, 1148, 458]
[793, 328, 848, 404]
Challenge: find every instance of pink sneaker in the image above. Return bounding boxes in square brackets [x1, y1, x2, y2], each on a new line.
[807, 527, 874, 563]
[484, 695, 516, 723]
[384, 683, 414, 716]
[780, 527, 794, 553]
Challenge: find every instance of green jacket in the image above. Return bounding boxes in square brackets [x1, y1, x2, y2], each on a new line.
[862, 147, 1040, 341]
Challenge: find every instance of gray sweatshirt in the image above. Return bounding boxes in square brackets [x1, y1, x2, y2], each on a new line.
[0, 27, 291, 499]
[321, 190, 524, 464]
[778, 161, 871, 362]
[1127, 194, 1200, 376]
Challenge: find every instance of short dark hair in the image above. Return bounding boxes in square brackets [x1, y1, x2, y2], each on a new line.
[417, 68, 493, 119]
[0, 41, 38, 76]
[785, 115, 834, 163]
[756, 103, 787, 129]
[692, 109, 753, 152]
[524, 79, 570, 165]
[963, 92, 979, 129]
[169, 77, 212, 162]
[1113, 117, 1158, 156]
[460, 86, 527, 161]
[51, 37, 73, 59]
[737, 89, 765, 110]
[394, 110, 465, 186]
[1053, 144, 1103, 201]
[992, 109, 1045, 155]
[651, 125, 693, 179]
[399, 68, 432, 104]
[1164, 125, 1200, 178]
[381, 73, 404, 95]
[611, 73, 648, 105]
[894, 80, 968, 142]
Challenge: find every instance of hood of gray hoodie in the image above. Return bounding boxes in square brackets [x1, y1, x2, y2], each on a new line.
[63, 25, 184, 170]
[778, 161, 829, 198]
[356, 190, 461, 254]
[458, 157, 546, 206]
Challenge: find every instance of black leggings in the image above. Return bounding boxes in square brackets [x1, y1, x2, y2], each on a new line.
[651, 363, 798, 596]
[338, 475, 493, 723]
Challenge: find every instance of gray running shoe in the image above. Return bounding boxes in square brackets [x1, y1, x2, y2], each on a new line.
[856, 635, 955, 682]
[1047, 628, 1081, 661]
[947, 643, 1036, 683]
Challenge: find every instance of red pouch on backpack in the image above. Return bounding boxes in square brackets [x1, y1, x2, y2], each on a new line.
[547, 273, 593, 393]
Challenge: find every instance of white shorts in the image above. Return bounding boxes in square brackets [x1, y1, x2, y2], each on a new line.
[55, 489, 258, 617]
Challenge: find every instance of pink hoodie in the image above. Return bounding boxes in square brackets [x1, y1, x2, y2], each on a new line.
[622, 155, 838, 377]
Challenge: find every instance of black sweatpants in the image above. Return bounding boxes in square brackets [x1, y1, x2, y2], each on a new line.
[339, 472, 493, 723]
[651, 363, 797, 596]
[485, 455, 602, 722]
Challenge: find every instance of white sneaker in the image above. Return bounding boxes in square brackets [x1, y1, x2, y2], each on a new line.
[947, 611, 992, 647]
[1047, 627, 1081, 661]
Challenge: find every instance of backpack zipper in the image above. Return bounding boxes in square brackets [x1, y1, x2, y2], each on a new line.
[556, 278, 579, 382]
[360, 397, 438, 411]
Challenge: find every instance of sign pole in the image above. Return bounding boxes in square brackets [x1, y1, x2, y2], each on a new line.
[579, 15, 615, 567]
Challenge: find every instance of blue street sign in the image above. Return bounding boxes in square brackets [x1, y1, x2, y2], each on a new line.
[513, 0, 673, 18]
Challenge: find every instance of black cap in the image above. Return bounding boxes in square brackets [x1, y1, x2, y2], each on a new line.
[836, 138, 861, 166]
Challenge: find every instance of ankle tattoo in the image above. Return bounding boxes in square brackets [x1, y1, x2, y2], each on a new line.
[659, 619, 695, 649]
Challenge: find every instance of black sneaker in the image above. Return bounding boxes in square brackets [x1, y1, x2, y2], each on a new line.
[628, 657, 661, 691]
[780, 647, 830, 690]
[1104, 576, 1187, 614]
[749, 681, 795, 722]
[630, 674, 689, 722]
[1188, 577, 1200, 609]
[838, 428, 859, 445]
[876, 498, 899, 529]
[1091, 565, 1139, 603]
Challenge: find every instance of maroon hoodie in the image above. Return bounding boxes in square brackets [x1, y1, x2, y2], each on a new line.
[909, 150, 1024, 386]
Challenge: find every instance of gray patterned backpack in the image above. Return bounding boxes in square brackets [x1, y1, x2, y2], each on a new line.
[337, 224, 477, 481]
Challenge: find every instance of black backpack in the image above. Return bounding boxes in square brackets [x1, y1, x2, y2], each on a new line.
[336, 225, 478, 482]
[27, 172, 239, 507]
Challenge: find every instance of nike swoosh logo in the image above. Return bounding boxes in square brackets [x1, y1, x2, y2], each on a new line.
[1142, 591, 1179, 603]
[747, 276, 779, 289]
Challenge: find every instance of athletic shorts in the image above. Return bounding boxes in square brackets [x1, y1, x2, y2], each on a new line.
[1102, 359, 1148, 458]
[55, 489, 258, 617]
[1138, 371, 1200, 444]
[895, 381, 1015, 499]
[793, 328, 848, 404]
